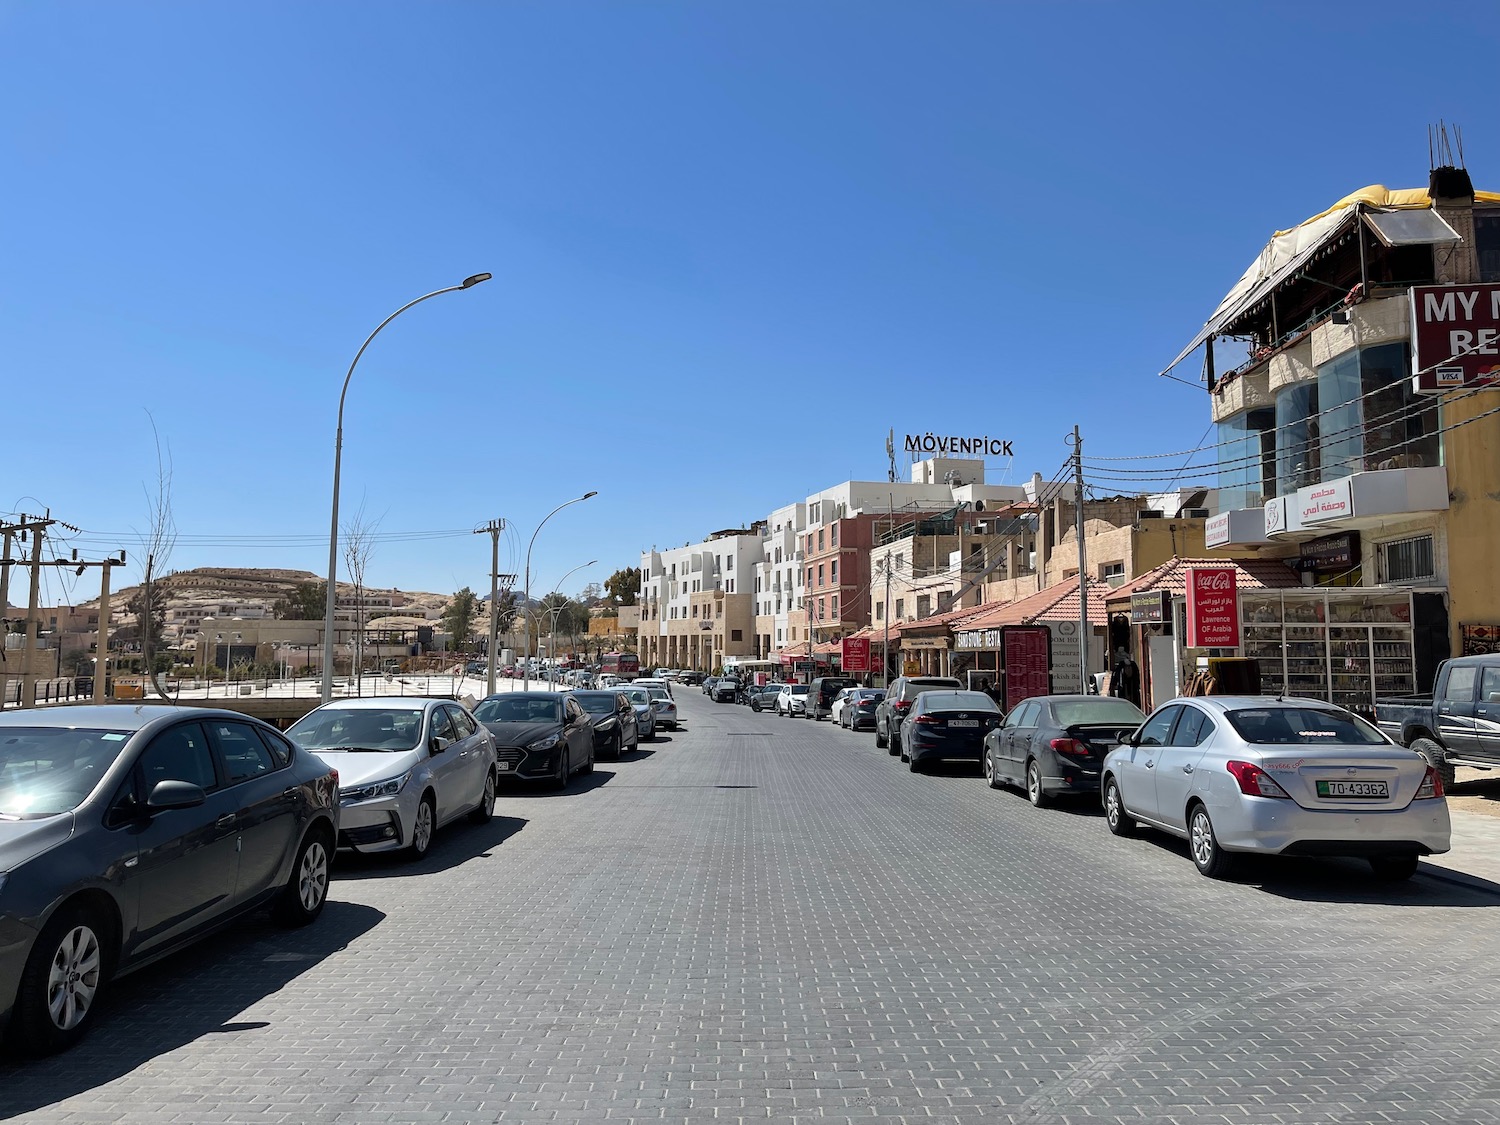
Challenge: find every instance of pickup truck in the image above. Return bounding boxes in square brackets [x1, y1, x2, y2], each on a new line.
[1375, 654, 1500, 788]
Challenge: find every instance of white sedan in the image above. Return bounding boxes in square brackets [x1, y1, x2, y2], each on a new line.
[1101, 696, 1450, 881]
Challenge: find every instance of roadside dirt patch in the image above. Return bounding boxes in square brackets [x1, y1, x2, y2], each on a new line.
[1448, 767, 1500, 820]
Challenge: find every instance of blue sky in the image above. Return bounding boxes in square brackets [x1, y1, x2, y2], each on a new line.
[3, 2, 1497, 604]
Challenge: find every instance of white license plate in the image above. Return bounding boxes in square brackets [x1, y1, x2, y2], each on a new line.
[1316, 779, 1388, 798]
[950, 719, 979, 728]
[496, 761, 514, 771]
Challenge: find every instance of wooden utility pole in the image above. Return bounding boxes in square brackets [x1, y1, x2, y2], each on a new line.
[0, 522, 16, 709]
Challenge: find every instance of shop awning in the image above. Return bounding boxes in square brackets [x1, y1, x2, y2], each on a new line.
[960, 575, 1112, 632]
[1104, 556, 1302, 609]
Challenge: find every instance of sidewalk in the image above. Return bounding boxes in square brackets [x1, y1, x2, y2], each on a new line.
[1423, 808, 1500, 889]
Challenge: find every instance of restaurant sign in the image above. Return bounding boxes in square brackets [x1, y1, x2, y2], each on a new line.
[1001, 625, 1050, 712]
[1296, 533, 1360, 573]
[1184, 566, 1240, 649]
[1410, 283, 1500, 393]
[955, 627, 1005, 650]
[840, 636, 870, 674]
[1130, 590, 1169, 625]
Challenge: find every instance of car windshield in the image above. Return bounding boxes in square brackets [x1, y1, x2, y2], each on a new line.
[720, 679, 739, 688]
[858, 691, 885, 702]
[625, 689, 651, 705]
[918, 691, 999, 712]
[1053, 699, 1147, 726]
[0, 727, 130, 818]
[646, 688, 672, 702]
[474, 697, 563, 724]
[289, 706, 426, 752]
[572, 692, 619, 715]
[1224, 706, 1388, 745]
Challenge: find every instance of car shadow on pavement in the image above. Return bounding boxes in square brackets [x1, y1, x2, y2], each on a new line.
[1128, 833, 1500, 906]
[498, 768, 617, 799]
[0, 900, 384, 1115]
[618, 746, 659, 760]
[333, 814, 527, 880]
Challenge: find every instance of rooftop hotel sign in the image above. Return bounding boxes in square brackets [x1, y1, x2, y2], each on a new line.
[904, 434, 1013, 457]
[1411, 284, 1500, 393]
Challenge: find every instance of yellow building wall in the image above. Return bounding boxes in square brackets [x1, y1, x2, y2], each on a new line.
[1442, 397, 1500, 649]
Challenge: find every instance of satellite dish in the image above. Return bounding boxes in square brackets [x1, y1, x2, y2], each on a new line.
[974, 500, 986, 512]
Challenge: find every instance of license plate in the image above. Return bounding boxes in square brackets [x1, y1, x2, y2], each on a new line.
[496, 761, 514, 771]
[1316, 779, 1388, 799]
[950, 719, 979, 728]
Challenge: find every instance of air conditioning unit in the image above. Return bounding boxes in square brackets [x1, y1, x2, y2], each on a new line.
[1181, 507, 1211, 519]
[1137, 510, 1164, 520]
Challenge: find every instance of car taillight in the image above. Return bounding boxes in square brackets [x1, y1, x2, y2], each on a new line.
[1415, 765, 1444, 799]
[894, 700, 913, 714]
[1049, 737, 1088, 756]
[913, 714, 940, 725]
[1226, 760, 1290, 798]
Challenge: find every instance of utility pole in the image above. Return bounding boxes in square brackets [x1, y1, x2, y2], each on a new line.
[475, 519, 509, 696]
[1071, 425, 1090, 694]
[0, 521, 17, 709]
[20, 517, 51, 708]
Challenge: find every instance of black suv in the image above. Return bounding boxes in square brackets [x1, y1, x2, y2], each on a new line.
[712, 677, 741, 703]
[875, 676, 962, 753]
[807, 676, 857, 721]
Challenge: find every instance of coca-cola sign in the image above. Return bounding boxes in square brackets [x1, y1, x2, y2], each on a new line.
[1185, 566, 1240, 649]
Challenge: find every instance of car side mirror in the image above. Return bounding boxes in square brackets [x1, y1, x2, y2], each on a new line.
[430, 736, 447, 754]
[1127, 729, 1143, 748]
[146, 779, 207, 812]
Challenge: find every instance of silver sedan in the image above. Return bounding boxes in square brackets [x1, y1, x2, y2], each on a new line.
[1101, 696, 1450, 881]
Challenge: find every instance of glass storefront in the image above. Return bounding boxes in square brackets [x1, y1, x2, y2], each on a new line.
[1216, 407, 1275, 512]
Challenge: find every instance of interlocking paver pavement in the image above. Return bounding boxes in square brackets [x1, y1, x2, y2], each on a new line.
[5, 691, 1500, 1124]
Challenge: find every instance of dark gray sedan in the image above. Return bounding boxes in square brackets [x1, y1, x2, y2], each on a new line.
[473, 692, 595, 787]
[985, 694, 1146, 806]
[0, 705, 340, 1055]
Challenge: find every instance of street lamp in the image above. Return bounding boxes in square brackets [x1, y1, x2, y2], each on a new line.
[545, 559, 597, 688]
[522, 492, 598, 690]
[320, 273, 493, 703]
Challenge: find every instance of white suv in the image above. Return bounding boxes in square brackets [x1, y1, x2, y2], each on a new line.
[775, 683, 810, 716]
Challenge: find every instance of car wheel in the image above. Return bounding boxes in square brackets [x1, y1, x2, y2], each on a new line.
[1188, 803, 1234, 878]
[1026, 760, 1049, 808]
[889, 728, 902, 757]
[552, 747, 570, 790]
[608, 733, 621, 761]
[274, 826, 333, 925]
[582, 743, 595, 775]
[406, 793, 437, 860]
[908, 752, 921, 773]
[1369, 854, 1420, 881]
[984, 749, 1001, 789]
[468, 768, 497, 825]
[897, 731, 908, 761]
[1410, 737, 1456, 790]
[644, 723, 655, 742]
[1103, 777, 1134, 836]
[9, 901, 110, 1056]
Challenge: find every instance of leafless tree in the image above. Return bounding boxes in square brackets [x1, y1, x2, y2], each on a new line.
[342, 499, 382, 692]
[134, 413, 177, 700]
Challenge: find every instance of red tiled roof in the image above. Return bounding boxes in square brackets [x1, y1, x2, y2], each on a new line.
[959, 575, 1113, 630]
[1104, 556, 1302, 605]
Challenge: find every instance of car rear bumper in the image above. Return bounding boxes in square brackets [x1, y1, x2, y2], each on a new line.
[1040, 758, 1103, 795]
[908, 737, 985, 764]
[1211, 795, 1452, 856]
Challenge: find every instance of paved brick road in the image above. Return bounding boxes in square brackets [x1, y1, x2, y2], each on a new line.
[6, 690, 1500, 1124]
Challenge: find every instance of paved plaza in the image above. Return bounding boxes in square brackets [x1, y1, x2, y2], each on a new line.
[5, 690, 1500, 1124]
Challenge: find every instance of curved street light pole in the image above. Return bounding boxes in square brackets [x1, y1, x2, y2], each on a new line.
[321, 274, 492, 703]
[522, 492, 598, 691]
[545, 559, 597, 688]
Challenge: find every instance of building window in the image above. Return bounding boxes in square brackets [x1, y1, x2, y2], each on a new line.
[807, 567, 813, 587]
[1378, 535, 1435, 583]
[1100, 561, 1125, 586]
[806, 534, 813, 555]
[818, 529, 825, 551]
[1275, 382, 1320, 495]
[876, 602, 884, 621]
[831, 559, 839, 583]
[817, 563, 825, 587]
[895, 598, 905, 618]
[731, 629, 743, 641]
[916, 595, 930, 619]
[831, 595, 839, 618]
[831, 524, 839, 546]
[1216, 407, 1276, 511]
[818, 597, 826, 620]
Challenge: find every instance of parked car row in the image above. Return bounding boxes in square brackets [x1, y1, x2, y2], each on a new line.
[0, 682, 678, 1057]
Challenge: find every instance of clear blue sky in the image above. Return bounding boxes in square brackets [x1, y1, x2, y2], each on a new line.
[3, 2, 1496, 604]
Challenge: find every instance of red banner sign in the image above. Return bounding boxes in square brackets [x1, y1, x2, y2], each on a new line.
[1185, 566, 1240, 649]
[1410, 283, 1500, 393]
[840, 636, 870, 674]
[1001, 625, 1051, 712]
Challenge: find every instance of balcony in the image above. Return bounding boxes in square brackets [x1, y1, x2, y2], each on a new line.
[698, 620, 713, 630]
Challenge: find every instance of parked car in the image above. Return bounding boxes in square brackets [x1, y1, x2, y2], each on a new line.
[289, 697, 497, 860]
[622, 686, 658, 740]
[712, 677, 741, 703]
[775, 683, 810, 717]
[901, 690, 1004, 772]
[0, 705, 340, 1055]
[598, 673, 621, 689]
[747, 684, 780, 711]
[643, 685, 679, 729]
[570, 690, 640, 758]
[635, 677, 674, 699]
[702, 676, 719, 696]
[471, 692, 595, 789]
[808, 676, 858, 721]
[1375, 654, 1500, 788]
[876, 676, 962, 754]
[986, 694, 1145, 806]
[838, 688, 886, 730]
[680, 671, 707, 686]
[1102, 696, 1451, 880]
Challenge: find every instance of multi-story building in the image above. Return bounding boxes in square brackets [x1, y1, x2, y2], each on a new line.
[1163, 163, 1500, 702]
[752, 502, 806, 659]
[638, 527, 763, 672]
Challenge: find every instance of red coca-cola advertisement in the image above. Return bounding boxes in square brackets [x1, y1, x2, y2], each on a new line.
[840, 636, 871, 674]
[1185, 566, 1240, 649]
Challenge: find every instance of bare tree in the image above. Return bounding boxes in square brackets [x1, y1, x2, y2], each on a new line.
[342, 499, 382, 692]
[135, 413, 177, 699]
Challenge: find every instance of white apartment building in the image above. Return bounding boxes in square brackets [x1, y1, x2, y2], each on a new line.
[638, 528, 765, 671]
[752, 502, 807, 657]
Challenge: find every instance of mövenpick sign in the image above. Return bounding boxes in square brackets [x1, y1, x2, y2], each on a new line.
[1185, 566, 1240, 649]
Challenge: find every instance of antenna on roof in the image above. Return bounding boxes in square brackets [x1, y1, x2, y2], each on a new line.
[885, 428, 896, 483]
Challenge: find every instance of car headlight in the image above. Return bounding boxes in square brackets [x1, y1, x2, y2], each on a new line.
[341, 771, 411, 801]
[529, 734, 560, 751]
[598, 718, 616, 729]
